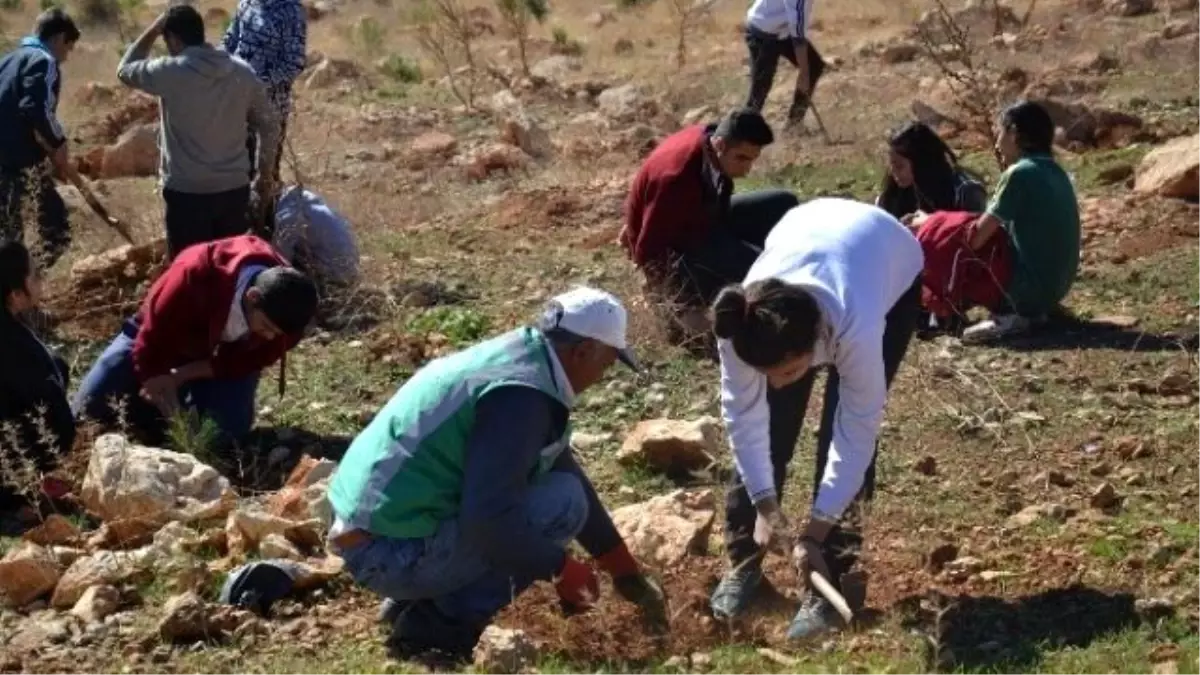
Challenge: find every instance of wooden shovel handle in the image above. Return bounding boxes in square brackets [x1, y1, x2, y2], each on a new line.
[809, 570, 854, 624]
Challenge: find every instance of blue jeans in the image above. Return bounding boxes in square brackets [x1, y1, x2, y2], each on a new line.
[338, 471, 589, 627]
[72, 321, 261, 447]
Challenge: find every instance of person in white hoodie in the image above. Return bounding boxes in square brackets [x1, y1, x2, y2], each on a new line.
[743, 0, 825, 130]
[708, 197, 923, 640]
[117, 5, 280, 259]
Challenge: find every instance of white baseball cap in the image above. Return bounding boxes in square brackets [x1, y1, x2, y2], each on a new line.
[540, 286, 641, 372]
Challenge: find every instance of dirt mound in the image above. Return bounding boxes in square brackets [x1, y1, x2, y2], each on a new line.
[490, 187, 590, 230]
[78, 93, 159, 147]
[496, 557, 798, 665]
[489, 184, 626, 232]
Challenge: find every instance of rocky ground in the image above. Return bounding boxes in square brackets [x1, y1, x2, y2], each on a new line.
[1, 0, 1199, 672]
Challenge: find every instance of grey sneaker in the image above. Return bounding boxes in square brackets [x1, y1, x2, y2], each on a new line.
[786, 593, 844, 641]
[961, 314, 1032, 344]
[710, 562, 763, 620]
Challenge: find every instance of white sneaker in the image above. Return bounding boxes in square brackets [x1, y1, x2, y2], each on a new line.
[962, 314, 1031, 344]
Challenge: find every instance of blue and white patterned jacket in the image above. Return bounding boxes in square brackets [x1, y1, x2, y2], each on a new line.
[222, 0, 307, 119]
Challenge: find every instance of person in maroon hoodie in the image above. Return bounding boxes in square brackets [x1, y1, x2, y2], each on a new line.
[72, 234, 318, 448]
[620, 108, 797, 336]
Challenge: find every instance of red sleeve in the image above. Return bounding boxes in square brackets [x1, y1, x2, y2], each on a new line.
[131, 264, 211, 382]
[631, 171, 704, 267]
[210, 330, 302, 380]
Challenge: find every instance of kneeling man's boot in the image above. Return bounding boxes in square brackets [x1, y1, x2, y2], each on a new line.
[388, 600, 484, 662]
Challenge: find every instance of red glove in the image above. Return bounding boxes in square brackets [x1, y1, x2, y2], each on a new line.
[555, 556, 599, 609]
[596, 542, 640, 579]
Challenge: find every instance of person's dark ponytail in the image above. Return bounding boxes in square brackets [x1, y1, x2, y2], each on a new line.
[710, 279, 821, 369]
[712, 286, 749, 341]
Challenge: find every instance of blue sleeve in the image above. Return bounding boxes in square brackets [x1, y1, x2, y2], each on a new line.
[551, 449, 623, 559]
[279, 0, 308, 84]
[459, 386, 567, 581]
[18, 56, 65, 147]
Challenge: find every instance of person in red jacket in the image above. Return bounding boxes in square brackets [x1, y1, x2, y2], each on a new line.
[910, 209, 1012, 338]
[620, 108, 796, 337]
[72, 234, 318, 448]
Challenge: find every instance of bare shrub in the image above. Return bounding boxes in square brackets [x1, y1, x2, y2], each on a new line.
[0, 419, 42, 506]
[667, 0, 716, 69]
[913, 0, 1003, 163]
[410, 0, 481, 109]
[76, 0, 144, 42]
[494, 0, 548, 78]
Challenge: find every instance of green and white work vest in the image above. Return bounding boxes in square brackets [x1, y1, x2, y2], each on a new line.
[328, 326, 573, 539]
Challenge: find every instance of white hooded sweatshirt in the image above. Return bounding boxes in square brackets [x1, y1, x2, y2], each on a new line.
[719, 198, 923, 520]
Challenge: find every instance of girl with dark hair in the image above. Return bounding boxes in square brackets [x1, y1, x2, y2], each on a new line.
[961, 100, 1080, 343]
[707, 198, 923, 641]
[876, 121, 987, 221]
[0, 239, 75, 509]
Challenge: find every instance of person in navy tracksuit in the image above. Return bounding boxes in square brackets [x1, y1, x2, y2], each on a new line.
[0, 9, 81, 268]
[743, 0, 826, 131]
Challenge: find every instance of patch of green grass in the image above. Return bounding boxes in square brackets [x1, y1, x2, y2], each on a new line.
[1161, 520, 1199, 550]
[739, 156, 882, 201]
[257, 336, 412, 436]
[407, 306, 493, 346]
[551, 25, 584, 55]
[1077, 245, 1199, 319]
[378, 54, 422, 84]
[1088, 535, 1133, 562]
[1064, 145, 1153, 192]
[136, 573, 175, 604]
[165, 408, 222, 463]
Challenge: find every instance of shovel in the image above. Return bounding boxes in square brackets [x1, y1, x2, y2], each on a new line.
[732, 543, 855, 624]
[34, 131, 136, 245]
[67, 168, 136, 246]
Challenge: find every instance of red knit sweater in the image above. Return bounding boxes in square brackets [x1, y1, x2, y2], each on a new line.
[131, 235, 302, 382]
[620, 124, 731, 269]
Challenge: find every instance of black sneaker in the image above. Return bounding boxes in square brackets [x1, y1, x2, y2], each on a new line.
[388, 600, 482, 663]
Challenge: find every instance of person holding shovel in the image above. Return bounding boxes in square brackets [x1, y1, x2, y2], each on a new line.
[743, 0, 826, 131]
[72, 234, 317, 449]
[327, 287, 668, 660]
[708, 197, 923, 640]
[0, 9, 80, 269]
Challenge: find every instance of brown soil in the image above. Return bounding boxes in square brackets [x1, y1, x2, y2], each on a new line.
[497, 557, 800, 664]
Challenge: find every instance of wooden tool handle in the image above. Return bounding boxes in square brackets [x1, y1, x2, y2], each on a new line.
[809, 570, 854, 623]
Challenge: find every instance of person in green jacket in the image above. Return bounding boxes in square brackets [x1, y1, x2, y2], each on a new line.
[963, 100, 1081, 343]
[326, 287, 668, 659]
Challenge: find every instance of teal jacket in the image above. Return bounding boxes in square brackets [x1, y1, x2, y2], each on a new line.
[328, 326, 625, 578]
[329, 326, 572, 538]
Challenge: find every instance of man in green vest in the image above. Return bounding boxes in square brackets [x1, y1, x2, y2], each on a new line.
[327, 286, 669, 659]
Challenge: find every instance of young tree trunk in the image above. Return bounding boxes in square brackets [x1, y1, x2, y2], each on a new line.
[515, 19, 530, 76]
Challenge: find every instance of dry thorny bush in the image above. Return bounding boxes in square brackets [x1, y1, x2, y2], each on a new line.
[913, 0, 1011, 154]
[411, 0, 483, 109]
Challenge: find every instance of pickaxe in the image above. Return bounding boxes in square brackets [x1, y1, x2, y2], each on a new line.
[35, 132, 135, 245]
